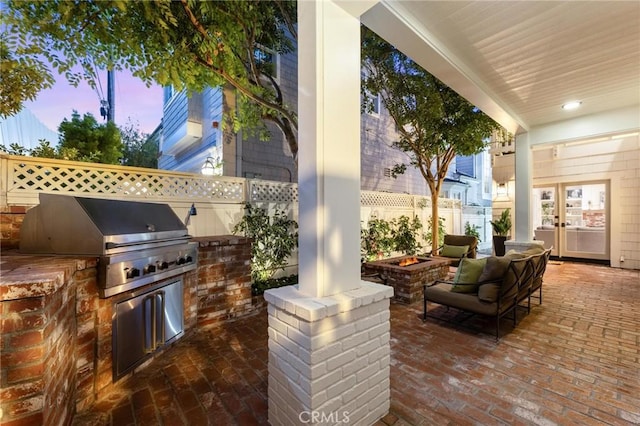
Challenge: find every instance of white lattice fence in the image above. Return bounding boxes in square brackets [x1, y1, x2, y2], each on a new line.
[2, 155, 245, 205]
[361, 191, 414, 208]
[248, 180, 298, 203]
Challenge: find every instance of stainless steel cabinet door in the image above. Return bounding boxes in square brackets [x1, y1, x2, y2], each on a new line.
[114, 280, 183, 378]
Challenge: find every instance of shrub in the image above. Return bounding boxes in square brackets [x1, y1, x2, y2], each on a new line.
[252, 274, 298, 296]
[361, 215, 425, 261]
[390, 215, 423, 255]
[464, 221, 482, 242]
[233, 203, 298, 282]
[424, 216, 446, 249]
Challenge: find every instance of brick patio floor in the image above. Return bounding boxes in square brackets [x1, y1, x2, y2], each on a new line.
[73, 262, 639, 425]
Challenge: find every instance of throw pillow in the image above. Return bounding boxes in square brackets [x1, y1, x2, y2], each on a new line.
[451, 258, 487, 293]
[440, 244, 470, 258]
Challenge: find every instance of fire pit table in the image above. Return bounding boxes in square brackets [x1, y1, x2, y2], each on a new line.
[362, 255, 453, 303]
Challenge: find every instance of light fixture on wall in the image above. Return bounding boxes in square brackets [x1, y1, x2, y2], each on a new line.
[561, 101, 582, 110]
[183, 203, 197, 226]
[201, 157, 215, 176]
[496, 183, 508, 198]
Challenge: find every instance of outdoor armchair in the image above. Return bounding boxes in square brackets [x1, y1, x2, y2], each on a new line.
[429, 235, 478, 267]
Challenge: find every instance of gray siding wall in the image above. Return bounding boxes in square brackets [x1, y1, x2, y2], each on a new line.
[160, 88, 224, 173]
[360, 108, 430, 196]
[238, 49, 298, 182]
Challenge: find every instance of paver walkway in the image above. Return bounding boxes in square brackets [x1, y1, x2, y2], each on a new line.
[74, 262, 640, 425]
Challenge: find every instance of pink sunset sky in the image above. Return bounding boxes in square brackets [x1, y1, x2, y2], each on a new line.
[25, 68, 164, 135]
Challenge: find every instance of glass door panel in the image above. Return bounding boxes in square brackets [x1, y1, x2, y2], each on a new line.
[561, 182, 608, 259]
[532, 186, 558, 255]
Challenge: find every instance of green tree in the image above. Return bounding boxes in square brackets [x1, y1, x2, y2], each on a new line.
[4, 0, 298, 160]
[120, 120, 158, 168]
[58, 111, 122, 164]
[361, 26, 504, 254]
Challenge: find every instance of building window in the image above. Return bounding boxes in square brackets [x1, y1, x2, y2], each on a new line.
[163, 85, 176, 105]
[482, 148, 492, 197]
[254, 46, 279, 80]
[368, 93, 380, 115]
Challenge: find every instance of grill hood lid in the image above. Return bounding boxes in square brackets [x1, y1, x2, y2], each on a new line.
[20, 193, 190, 255]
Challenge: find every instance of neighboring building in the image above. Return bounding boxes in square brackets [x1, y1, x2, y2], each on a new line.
[159, 47, 298, 183]
[159, 48, 491, 204]
[0, 109, 59, 150]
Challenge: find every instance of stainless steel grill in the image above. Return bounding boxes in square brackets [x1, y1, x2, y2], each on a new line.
[20, 193, 198, 297]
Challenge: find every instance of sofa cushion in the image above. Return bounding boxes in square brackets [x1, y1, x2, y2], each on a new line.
[441, 244, 469, 258]
[452, 258, 487, 293]
[478, 283, 500, 303]
[505, 250, 526, 259]
[500, 259, 527, 300]
[477, 256, 510, 282]
[522, 245, 545, 255]
[425, 283, 498, 316]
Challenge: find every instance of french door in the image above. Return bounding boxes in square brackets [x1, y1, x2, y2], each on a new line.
[532, 181, 609, 260]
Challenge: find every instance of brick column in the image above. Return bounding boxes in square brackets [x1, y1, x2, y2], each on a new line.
[265, 282, 393, 425]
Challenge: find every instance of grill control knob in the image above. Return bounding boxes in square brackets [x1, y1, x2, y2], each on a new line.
[126, 268, 140, 279]
[177, 257, 186, 265]
[159, 261, 169, 270]
[144, 264, 156, 274]
[185, 255, 193, 263]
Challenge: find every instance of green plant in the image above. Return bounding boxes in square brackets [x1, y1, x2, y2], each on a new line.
[233, 203, 298, 282]
[361, 218, 393, 262]
[390, 215, 423, 255]
[490, 208, 512, 236]
[424, 216, 446, 249]
[252, 274, 298, 296]
[464, 221, 482, 243]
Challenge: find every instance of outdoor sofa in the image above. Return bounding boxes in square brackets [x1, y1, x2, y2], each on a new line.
[423, 246, 552, 340]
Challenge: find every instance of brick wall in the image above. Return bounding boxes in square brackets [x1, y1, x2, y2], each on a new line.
[0, 207, 27, 250]
[0, 256, 95, 426]
[193, 235, 254, 328]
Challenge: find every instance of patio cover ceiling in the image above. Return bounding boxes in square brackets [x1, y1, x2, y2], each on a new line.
[358, 1, 640, 135]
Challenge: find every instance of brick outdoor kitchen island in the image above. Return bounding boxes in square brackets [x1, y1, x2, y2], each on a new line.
[0, 235, 255, 425]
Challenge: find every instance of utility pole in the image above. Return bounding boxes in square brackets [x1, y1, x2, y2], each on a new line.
[107, 70, 115, 123]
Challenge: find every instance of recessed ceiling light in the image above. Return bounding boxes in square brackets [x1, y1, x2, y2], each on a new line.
[562, 101, 582, 110]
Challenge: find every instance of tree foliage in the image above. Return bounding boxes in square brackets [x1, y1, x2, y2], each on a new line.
[120, 120, 158, 168]
[0, 139, 98, 162]
[58, 111, 122, 164]
[3, 0, 298, 159]
[0, 32, 55, 118]
[361, 26, 504, 253]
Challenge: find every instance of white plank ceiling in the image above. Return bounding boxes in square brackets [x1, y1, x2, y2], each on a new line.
[374, 1, 640, 131]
